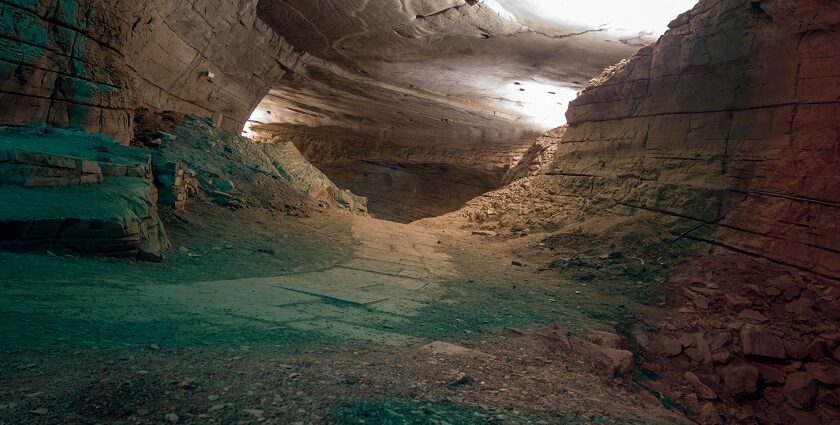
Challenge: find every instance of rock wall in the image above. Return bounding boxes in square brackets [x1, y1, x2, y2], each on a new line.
[512, 0, 840, 279]
[0, 0, 295, 143]
[257, 127, 528, 222]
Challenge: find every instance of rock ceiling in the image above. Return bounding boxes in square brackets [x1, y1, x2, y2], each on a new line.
[249, 0, 698, 146]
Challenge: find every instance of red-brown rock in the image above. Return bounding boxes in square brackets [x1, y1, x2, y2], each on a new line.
[709, 332, 732, 351]
[786, 298, 818, 320]
[783, 372, 818, 410]
[740, 325, 787, 360]
[697, 402, 723, 425]
[594, 346, 634, 380]
[650, 335, 683, 357]
[683, 333, 713, 369]
[786, 340, 810, 360]
[807, 340, 832, 361]
[685, 372, 718, 400]
[755, 364, 786, 385]
[805, 360, 840, 385]
[722, 365, 760, 401]
[639, 391, 660, 407]
[545, 319, 572, 351]
[816, 296, 840, 320]
[588, 331, 628, 350]
[736, 309, 769, 323]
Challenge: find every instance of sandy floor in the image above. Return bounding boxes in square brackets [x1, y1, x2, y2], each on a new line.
[0, 203, 690, 424]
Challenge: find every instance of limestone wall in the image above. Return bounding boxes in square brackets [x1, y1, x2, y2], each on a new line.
[538, 0, 840, 278]
[0, 0, 295, 143]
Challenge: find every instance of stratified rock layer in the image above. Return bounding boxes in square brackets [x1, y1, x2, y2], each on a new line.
[477, 0, 840, 279]
[0, 0, 295, 142]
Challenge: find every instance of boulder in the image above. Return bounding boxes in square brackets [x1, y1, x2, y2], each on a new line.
[755, 364, 786, 385]
[588, 330, 628, 350]
[685, 372, 718, 400]
[740, 325, 787, 360]
[708, 332, 732, 351]
[650, 335, 683, 357]
[684, 333, 713, 369]
[783, 373, 818, 410]
[592, 345, 634, 379]
[722, 365, 760, 401]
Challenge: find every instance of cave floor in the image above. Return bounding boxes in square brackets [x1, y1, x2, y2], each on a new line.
[0, 204, 687, 425]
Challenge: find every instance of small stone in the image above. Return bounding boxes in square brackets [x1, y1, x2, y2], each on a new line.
[805, 359, 840, 385]
[207, 394, 220, 401]
[708, 332, 732, 351]
[511, 260, 523, 267]
[786, 298, 818, 320]
[209, 404, 226, 412]
[784, 372, 818, 410]
[806, 340, 832, 361]
[149, 344, 161, 350]
[29, 408, 48, 415]
[697, 403, 722, 425]
[786, 340, 809, 360]
[783, 287, 801, 301]
[736, 309, 769, 323]
[765, 287, 782, 297]
[243, 409, 264, 418]
[165, 413, 179, 423]
[754, 364, 785, 385]
[724, 294, 751, 308]
[544, 319, 572, 351]
[712, 351, 734, 365]
[289, 372, 302, 380]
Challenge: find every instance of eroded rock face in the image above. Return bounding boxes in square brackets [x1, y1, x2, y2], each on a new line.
[0, 0, 296, 143]
[561, 0, 840, 278]
[451, 0, 840, 279]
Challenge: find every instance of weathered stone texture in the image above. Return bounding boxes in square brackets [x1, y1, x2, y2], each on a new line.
[529, 0, 840, 278]
[0, 0, 295, 142]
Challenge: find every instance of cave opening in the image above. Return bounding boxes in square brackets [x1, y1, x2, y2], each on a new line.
[3, 1, 840, 423]
[245, 0, 698, 223]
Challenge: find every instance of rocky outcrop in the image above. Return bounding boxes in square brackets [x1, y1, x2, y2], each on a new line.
[149, 114, 368, 216]
[0, 0, 297, 143]
[0, 125, 168, 259]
